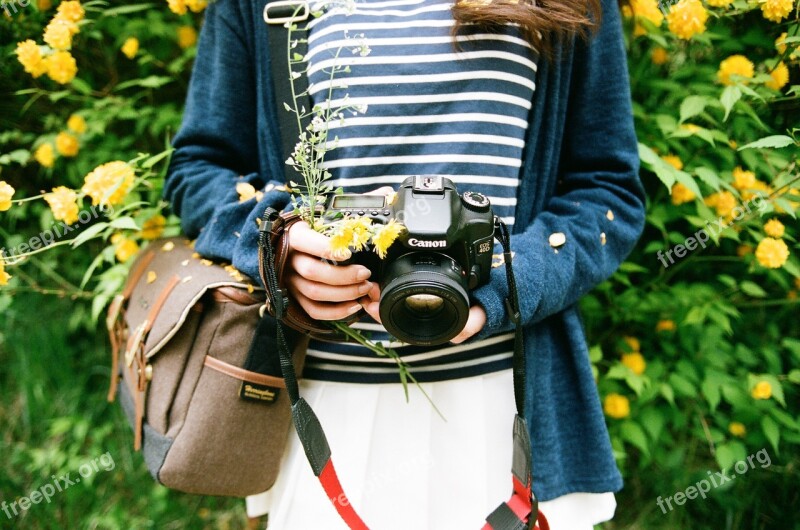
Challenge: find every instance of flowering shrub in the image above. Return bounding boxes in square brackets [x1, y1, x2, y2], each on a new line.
[0, 0, 798, 527]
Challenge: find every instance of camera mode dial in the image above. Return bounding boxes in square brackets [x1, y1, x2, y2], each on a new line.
[461, 191, 490, 213]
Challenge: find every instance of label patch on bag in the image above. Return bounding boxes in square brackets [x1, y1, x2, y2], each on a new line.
[239, 382, 280, 404]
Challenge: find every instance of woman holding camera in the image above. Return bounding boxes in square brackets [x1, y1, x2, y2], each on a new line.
[165, 0, 645, 528]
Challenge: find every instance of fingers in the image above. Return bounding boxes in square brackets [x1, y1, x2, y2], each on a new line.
[288, 221, 350, 261]
[365, 186, 395, 196]
[290, 253, 371, 285]
[450, 305, 487, 344]
[287, 274, 373, 303]
[359, 298, 382, 323]
[293, 291, 363, 321]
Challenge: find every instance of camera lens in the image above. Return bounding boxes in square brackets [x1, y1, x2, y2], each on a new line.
[404, 294, 445, 316]
[379, 253, 470, 346]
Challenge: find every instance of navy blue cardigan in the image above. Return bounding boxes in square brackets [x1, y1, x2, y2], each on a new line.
[164, 0, 645, 501]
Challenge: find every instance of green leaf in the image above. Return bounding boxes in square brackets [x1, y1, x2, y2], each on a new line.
[589, 345, 603, 363]
[142, 149, 173, 169]
[738, 135, 796, 151]
[715, 441, 747, 472]
[620, 422, 650, 457]
[788, 369, 800, 384]
[761, 416, 780, 455]
[679, 95, 708, 123]
[101, 4, 155, 16]
[740, 281, 768, 298]
[673, 171, 703, 199]
[701, 377, 721, 411]
[720, 86, 741, 122]
[70, 222, 108, 248]
[109, 217, 140, 231]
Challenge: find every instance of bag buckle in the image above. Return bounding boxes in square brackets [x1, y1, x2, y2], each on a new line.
[263, 0, 309, 25]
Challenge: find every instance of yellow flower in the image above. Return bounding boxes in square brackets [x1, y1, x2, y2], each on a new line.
[44, 186, 80, 224]
[186, 0, 208, 12]
[776, 32, 788, 54]
[656, 319, 676, 332]
[651, 46, 668, 65]
[328, 217, 374, 258]
[764, 219, 785, 238]
[755, 237, 790, 269]
[236, 182, 263, 203]
[718, 55, 754, 86]
[121, 37, 139, 59]
[630, 0, 663, 36]
[666, 0, 708, 40]
[55, 131, 79, 157]
[372, 219, 405, 259]
[760, 0, 794, 22]
[728, 422, 746, 437]
[45, 51, 78, 84]
[737, 244, 753, 257]
[112, 234, 140, 263]
[661, 154, 683, 170]
[681, 123, 702, 134]
[751, 380, 772, 400]
[38, 0, 52, 10]
[765, 62, 789, 91]
[706, 0, 734, 6]
[34, 143, 55, 168]
[56, 0, 84, 23]
[0, 261, 12, 286]
[177, 25, 197, 49]
[67, 114, 86, 134]
[704, 191, 736, 218]
[621, 352, 647, 375]
[671, 182, 696, 205]
[167, 0, 188, 15]
[603, 393, 630, 419]
[622, 336, 641, 352]
[82, 161, 135, 207]
[141, 214, 167, 240]
[0, 181, 15, 211]
[44, 18, 77, 50]
[732, 166, 756, 191]
[16, 40, 48, 78]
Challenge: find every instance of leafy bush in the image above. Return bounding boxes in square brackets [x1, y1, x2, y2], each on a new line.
[1, 0, 798, 528]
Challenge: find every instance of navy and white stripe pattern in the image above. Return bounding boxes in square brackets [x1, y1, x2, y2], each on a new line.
[302, 0, 537, 382]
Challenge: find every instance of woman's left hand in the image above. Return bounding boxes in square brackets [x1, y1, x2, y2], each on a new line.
[359, 290, 487, 344]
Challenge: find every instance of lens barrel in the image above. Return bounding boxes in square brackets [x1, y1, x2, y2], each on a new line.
[379, 252, 470, 346]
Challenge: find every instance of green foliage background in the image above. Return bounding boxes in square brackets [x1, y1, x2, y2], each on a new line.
[1, 0, 799, 528]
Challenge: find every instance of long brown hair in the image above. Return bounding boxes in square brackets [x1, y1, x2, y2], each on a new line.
[451, 0, 602, 58]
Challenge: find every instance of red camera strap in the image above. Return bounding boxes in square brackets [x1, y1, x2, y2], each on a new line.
[259, 209, 547, 529]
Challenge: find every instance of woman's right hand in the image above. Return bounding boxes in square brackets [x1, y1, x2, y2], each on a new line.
[284, 221, 379, 321]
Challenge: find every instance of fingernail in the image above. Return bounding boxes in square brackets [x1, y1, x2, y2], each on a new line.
[348, 303, 362, 313]
[356, 268, 372, 281]
[359, 281, 373, 295]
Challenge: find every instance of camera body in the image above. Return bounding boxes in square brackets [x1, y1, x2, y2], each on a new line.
[324, 176, 495, 346]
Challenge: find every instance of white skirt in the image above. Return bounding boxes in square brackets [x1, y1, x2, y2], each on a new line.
[247, 369, 616, 530]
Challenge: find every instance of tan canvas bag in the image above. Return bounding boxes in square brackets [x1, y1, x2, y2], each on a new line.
[106, 237, 305, 497]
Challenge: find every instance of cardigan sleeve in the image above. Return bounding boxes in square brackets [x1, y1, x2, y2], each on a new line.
[472, 0, 646, 337]
[164, 0, 291, 282]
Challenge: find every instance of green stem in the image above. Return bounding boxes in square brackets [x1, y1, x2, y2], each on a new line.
[330, 321, 445, 420]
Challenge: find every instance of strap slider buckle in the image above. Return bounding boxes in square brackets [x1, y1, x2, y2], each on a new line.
[505, 298, 521, 325]
[263, 0, 310, 25]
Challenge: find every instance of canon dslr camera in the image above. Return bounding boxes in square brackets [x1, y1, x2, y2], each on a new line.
[325, 176, 495, 346]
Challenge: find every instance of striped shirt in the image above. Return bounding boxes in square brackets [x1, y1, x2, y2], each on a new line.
[302, 0, 537, 382]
